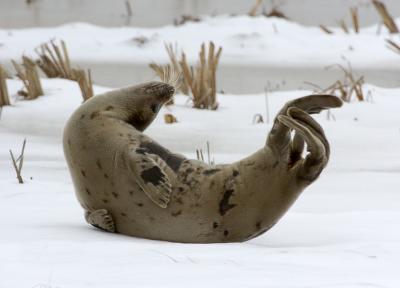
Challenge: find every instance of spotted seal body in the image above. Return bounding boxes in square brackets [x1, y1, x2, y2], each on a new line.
[63, 81, 342, 243]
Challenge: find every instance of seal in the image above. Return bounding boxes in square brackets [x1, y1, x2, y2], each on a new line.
[63, 81, 342, 243]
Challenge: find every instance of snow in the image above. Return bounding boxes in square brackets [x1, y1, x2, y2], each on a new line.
[1, 78, 400, 288]
[0, 16, 400, 69]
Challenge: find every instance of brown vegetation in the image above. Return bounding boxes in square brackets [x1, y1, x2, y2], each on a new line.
[196, 141, 214, 165]
[164, 113, 178, 124]
[150, 42, 222, 110]
[35, 40, 94, 101]
[309, 64, 364, 102]
[0, 64, 11, 106]
[372, 0, 398, 34]
[10, 139, 27, 184]
[12, 56, 43, 100]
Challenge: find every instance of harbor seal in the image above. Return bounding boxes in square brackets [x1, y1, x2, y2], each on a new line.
[63, 81, 342, 243]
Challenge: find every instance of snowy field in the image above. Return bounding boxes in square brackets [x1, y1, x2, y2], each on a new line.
[1, 16, 399, 66]
[2, 16, 400, 92]
[1, 78, 400, 287]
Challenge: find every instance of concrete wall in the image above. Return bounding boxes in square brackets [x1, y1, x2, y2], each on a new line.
[0, 0, 399, 29]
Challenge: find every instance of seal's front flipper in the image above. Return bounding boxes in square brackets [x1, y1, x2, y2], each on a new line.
[85, 209, 115, 232]
[130, 154, 172, 208]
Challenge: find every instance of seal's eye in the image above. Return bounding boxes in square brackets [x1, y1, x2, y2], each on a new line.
[151, 103, 158, 113]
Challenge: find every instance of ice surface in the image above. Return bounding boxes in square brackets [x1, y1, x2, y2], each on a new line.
[1, 78, 399, 287]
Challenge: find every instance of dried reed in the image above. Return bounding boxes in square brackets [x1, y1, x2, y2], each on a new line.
[12, 56, 43, 100]
[73, 68, 93, 101]
[150, 42, 222, 110]
[319, 25, 333, 34]
[196, 141, 214, 165]
[386, 39, 400, 54]
[248, 0, 263, 17]
[320, 64, 364, 102]
[350, 7, 359, 34]
[372, 0, 398, 34]
[35, 40, 94, 101]
[0, 64, 11, 106]
[10, 138, 27, 184]
[181, 42, 222, 109]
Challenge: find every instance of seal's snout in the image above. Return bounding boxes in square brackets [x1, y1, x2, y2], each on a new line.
[144, 82, 175, 102]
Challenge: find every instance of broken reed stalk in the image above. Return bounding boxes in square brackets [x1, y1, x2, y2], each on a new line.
[73, 68, 94, 101]
[35, 40, 94, 101]
[12, 56, 43, 100]
[149, 43, 189, 96]
[196, 141, 214, 165]
[338, 20, 349, 34]
[321, 64, 365, 102]
[10, 139, 27, 184]
[386, 39, 400, 54]
[248, 0, 263, 17]
[180, 42, 222, 109]
[350, 7, 359, 34]
[0, 64, 11, 106]
[372, 0, 399, 34]
[150, 42, 222, 110]
[319, 25, 333, 34]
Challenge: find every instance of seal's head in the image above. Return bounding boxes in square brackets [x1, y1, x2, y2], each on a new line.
[121, 81, 175, 131]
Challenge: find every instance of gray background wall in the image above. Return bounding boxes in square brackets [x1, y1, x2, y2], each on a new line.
[0, 0, 399, 28]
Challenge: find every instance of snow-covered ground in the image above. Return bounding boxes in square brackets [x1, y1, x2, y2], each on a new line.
[1, 78, 399, 287]
[1, 16, 399, 66]
[2, 16, 400, 91]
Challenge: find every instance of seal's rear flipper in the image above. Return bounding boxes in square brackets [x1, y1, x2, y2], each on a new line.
[129, 154, 172, 208]
[85, 209, 115, 233]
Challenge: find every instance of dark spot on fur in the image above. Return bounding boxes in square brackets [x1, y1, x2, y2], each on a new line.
[112, 192, 119, 198]
[219, 189, 237, 216]
[256, 221, 262, 230]
[80, 114, 85, 119]
[178, 187, 184, 192]
[67, 139, 71, 146]
[121, 212, 127, 217]
[103, 173, 109, 179]
[139, 142, 185, 172]
[119, 133, 123, 137]
[186, 167, 194, 174]
[213, 222, 218, 229]
[141, 166, 164, 186]
[136, 147, 147, 155]
[232, 170, 239, 177]
[176, 198, 183, 205]
[136, 203, 143, 207]
[245, 161, 255, 167]
[85, 187, 91, 195]
[102, 199, 108, 204]
[224, 230, 229, 236]
[203, 168, 221, 176]
[171, 210, 182, 217]
[90, 111, 100, 119]
[127, 113, 148, 132]
[272, 160, 279, 168]
[151, 103, 159, 113]
[80, 170, 86, 178]
[129, 190, 134, 196]
[149, 216, 155, 221]
[105, 105, 114, 111]
[96, 159, 102, 170]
